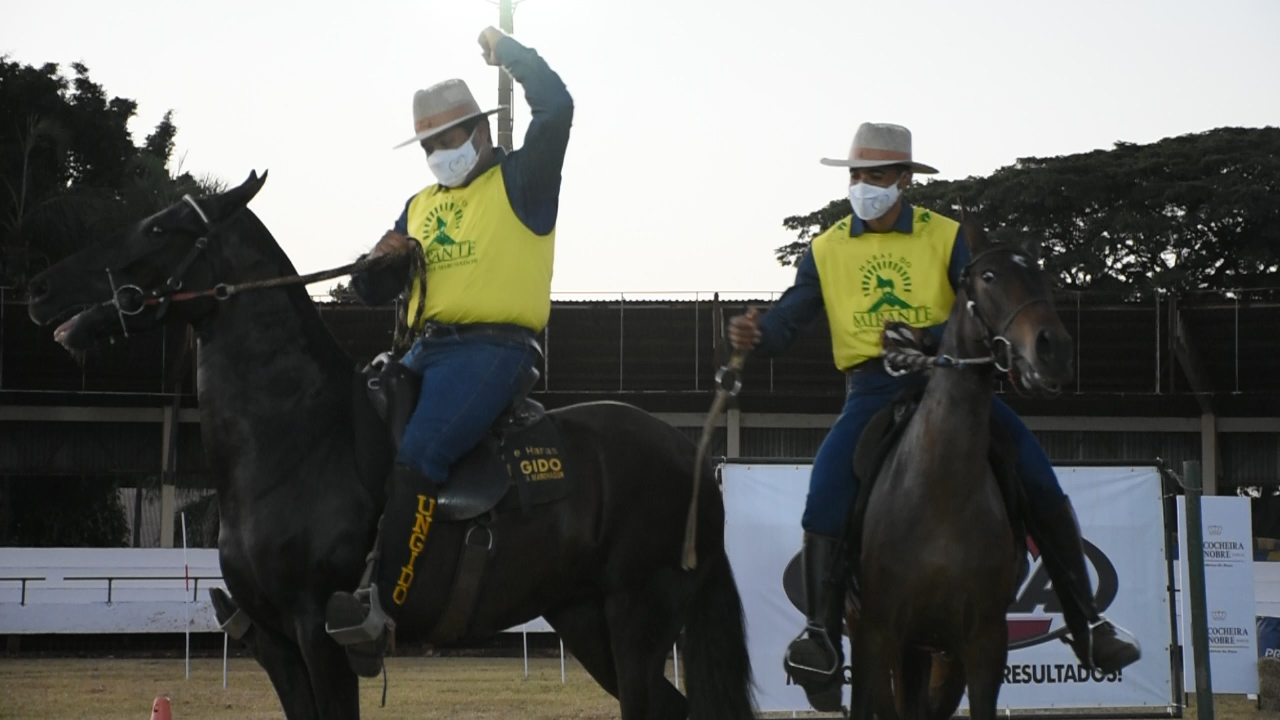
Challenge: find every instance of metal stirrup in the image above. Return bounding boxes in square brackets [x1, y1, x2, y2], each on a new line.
[325, 584, 393, 646]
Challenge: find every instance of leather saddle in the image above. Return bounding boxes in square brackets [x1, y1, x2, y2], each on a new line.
[359, 348, 563, 522]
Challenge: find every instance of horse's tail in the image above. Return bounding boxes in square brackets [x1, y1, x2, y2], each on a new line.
[684, 547, 757, 719]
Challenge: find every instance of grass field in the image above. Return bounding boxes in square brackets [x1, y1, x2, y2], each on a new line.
[0, 656, 1268, 720]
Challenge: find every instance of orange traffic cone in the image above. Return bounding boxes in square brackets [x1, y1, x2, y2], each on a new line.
[150, 696, 172, 720]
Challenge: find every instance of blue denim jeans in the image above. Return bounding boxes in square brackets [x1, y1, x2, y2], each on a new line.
[801, 370, 1067, 537]
[396, 332, 537, 483]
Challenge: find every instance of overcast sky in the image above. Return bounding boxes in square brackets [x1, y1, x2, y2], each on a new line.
[6, 0, 1278, 300]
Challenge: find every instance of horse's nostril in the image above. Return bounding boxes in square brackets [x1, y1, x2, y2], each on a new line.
[1036, 329, 1054, 361]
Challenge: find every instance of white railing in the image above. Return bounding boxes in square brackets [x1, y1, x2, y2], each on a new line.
[0, 548, 553, 635]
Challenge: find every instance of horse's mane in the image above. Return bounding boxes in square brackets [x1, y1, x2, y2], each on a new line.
[235, 207, 356, 375]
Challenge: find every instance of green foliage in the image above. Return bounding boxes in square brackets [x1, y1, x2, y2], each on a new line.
[2, 476, 130, 547]
[173, 492, 219, 549]
[0, 56, 223, 288]
[776, 127, 1280, 299]
[327, 280, 361, 304]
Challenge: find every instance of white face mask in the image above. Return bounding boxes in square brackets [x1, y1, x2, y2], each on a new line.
[426, 127, 480, 187]
[848, 181, 901, 221]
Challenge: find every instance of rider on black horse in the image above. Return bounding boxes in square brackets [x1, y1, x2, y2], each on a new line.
[728, 122, 1141, 712]
[324, 26, 573, 677]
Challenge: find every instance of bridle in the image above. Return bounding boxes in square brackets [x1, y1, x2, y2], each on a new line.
[100, 194, 393, 337]
[957, 245, 1051, 375]
[883, 244, 1052, 393]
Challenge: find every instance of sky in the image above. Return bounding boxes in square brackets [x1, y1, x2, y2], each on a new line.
[5, 0, 1279, 301]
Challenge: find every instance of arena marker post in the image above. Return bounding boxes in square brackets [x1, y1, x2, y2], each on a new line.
[182, 511, 190, 680]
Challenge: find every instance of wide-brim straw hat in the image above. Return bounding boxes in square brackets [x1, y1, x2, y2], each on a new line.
[393, 78, 505, 149]
[819, 122, 939, 174]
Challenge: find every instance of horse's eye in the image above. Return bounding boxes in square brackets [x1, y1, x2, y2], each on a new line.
[150, 225, 165, 235]
[981, 270, 996, 282]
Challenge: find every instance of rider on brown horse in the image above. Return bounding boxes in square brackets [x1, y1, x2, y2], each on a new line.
[729, 122, 1141, 712]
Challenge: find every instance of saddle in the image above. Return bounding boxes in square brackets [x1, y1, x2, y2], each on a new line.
[846, 385, 1031, 599]
[360, 350, 569, 522]
[352, 347, 573, 643]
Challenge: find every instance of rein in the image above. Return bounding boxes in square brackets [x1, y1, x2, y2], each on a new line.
[884, 245, 1048, 394]
[680, 349, 745, 571]
[101, 194, 399, 337]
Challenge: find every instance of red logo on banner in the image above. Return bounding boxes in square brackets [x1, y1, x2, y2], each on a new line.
[780, 537, 1120, 649]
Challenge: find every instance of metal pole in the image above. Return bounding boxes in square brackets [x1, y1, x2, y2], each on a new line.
[1075, 292, 1081, 394]
[694, 295, 699, 392]
[1234, 296, 1240, 393]
[618, 294, 624, 391]
[1154, 290, 1161, 394]
[497, 0, 514, 151]
[1, 287, 6, 390]
[1182, 460, 1214, 719]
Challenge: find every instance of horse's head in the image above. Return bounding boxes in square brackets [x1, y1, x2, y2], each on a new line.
[27, 171, 269, 352]
[957, 221, 1073, 395]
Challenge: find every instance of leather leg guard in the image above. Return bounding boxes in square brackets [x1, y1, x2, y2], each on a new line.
[783, 531, 846, 712]
[325, 463, 439, 678]
[1032, 498, 1141, 673]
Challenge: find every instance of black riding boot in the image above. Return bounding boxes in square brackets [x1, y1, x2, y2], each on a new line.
[325, 462, 440, 678]
[783, 531, 846, 712]
[1032, 497, 1141, 673]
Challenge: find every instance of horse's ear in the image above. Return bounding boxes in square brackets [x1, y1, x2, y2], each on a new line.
[206, 170, 269, 221]
[1019, 236, 1043, 264]
[961, 218, 989, 256]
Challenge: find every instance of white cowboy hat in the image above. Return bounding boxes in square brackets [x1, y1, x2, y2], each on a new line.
[393, 78, 505, 149]
[820, 122, 939, 174]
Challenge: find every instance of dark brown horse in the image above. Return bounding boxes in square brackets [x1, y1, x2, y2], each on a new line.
[847, 223, 1073, 720]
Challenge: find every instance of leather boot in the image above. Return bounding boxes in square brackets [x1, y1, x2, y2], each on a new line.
[783, 532, 846, 712]
[1032, 497, 1141, 673]
[325, 463, 439, 677]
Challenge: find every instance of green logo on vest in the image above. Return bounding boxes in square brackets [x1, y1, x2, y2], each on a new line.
[421, 199, 476, 269]
[852, 253, 933, 330]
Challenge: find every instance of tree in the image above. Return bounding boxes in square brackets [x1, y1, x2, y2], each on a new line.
[0, 56, 223, 289]
[1, 476, 129, 547]
[0, 58, 222, 546]
[327, 280, 361, 304]
[775, 127, 1280, 299]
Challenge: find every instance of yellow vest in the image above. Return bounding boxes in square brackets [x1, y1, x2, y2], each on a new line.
[403, 164, 554, 333]
[811, 206, 959, 371]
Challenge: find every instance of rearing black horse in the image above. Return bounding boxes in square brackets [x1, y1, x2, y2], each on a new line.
[26, 171, 757, 720]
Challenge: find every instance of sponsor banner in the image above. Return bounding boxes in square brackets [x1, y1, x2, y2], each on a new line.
[1176, 496, 1258, 693]
[722, 463, 1174, 712]
[1259, 616, 1280, 661]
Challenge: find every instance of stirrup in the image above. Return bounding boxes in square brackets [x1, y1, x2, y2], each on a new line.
[784, 623, 842, 677]
[209, 587, 252, 641]
[325, 584, 394, 646]
[1078, 614, 1141, 667]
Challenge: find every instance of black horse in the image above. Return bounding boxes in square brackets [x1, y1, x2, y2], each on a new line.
[26, 171, 757, 720]
[845, 223, 1074, 720]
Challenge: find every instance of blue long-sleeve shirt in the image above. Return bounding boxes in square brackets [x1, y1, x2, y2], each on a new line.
[755, 204, 971, 369]
[352, 35, 573, 305]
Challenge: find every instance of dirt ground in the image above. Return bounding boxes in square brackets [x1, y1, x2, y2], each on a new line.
[0, 656, 1268, 720]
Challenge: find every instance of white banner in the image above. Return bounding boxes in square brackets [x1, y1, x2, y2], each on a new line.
[1176, 496, 1258, 694]
[722, 462, 1175, 712]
